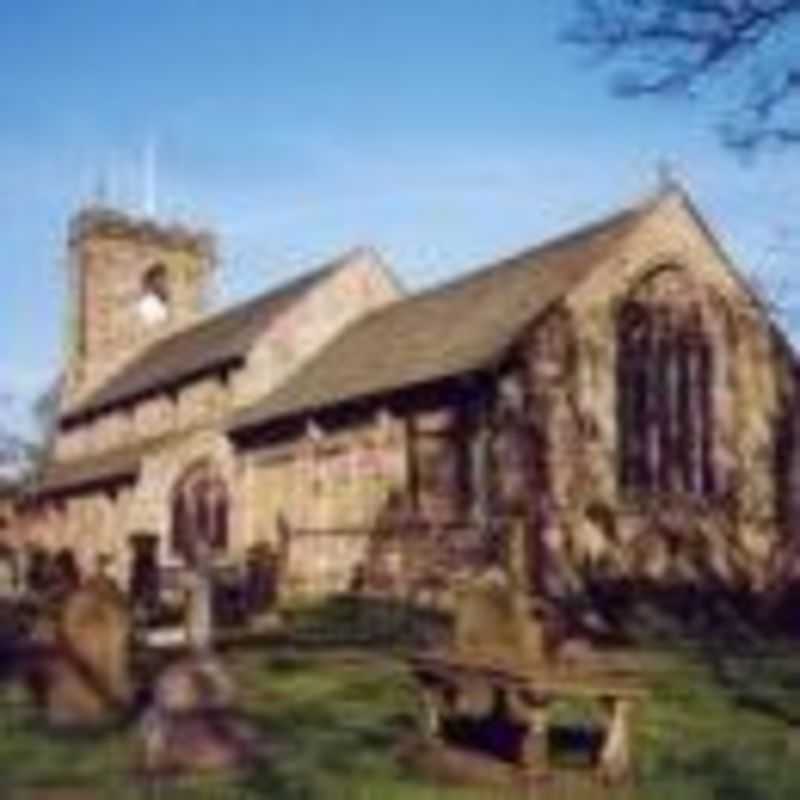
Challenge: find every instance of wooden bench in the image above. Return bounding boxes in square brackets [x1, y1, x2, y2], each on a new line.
[406, 522, 649, 783]
[410, 651, 647, 782]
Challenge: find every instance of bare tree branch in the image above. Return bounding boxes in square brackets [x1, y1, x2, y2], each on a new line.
[566, 0, 800, 152]
[0, 379, 61, 479]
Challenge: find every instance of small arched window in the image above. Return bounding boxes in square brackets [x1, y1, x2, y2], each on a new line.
[616, 279, 715, 498]
[138, 263, 170, 326]
[170, 462, 229, 563]
[143, 263, 169, 303]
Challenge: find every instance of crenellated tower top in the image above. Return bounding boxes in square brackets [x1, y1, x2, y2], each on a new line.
[63, 205, 217, 409]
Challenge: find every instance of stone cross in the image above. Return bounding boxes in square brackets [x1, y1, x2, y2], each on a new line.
[180, 527, 216, 652]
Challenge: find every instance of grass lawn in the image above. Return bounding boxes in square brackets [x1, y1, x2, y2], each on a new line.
[1, 605, 800, 798]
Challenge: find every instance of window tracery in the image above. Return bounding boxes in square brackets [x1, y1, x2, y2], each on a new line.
[616, 271, 716, 498]
[170, 461, 229, 561]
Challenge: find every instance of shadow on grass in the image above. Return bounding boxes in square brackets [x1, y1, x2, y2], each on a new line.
[647, 745, 781, 800]
[2, 586, 799, 799]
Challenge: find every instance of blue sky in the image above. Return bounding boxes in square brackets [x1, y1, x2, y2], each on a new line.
[2, 1, 799, 434]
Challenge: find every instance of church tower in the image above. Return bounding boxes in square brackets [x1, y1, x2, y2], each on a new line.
[62, 206, 215, 408]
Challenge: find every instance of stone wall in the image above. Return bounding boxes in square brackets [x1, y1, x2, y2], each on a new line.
[239, 390, 498, 601]
[507, 194, 799, 622]
[242, 412, 409, 599]
[22, 491, 125, 581]
[32, 193, 800, 618]
[54, 373, 235, 460]
[36, 245, 401, 589]
[26, 428, 241, 588]
[54, 247, 399, 464]
[235, 248, 400, 407]
[123, 429, 242, 573]
[63, 209, 214, 409]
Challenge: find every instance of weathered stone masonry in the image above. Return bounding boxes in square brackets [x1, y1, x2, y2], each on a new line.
[14, 186, 800, 621]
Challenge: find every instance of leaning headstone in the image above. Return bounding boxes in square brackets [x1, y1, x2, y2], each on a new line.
[0, 553, 17, 599]
[39, 576, 132, 727]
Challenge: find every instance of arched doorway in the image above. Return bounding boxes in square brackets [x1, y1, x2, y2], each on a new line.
[170, 461, 229, 565]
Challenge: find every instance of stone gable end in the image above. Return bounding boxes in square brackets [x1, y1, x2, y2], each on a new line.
[533, 193, 794, 592]
[236, 249, 402, 407]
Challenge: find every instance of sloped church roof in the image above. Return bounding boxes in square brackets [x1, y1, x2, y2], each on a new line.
[230, 201, 644, 434]
[62, 248, 370, 425]
[37, 188, 686, 497]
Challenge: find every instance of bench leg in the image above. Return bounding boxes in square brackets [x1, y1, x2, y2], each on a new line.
[598, 697, 633, 783]
[419, 686, 442, 740]
[519, 703, 550, 773]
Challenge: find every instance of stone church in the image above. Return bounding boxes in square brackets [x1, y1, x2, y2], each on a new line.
[16, 185, 800, 621]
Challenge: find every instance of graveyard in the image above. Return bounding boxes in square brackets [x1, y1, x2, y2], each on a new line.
[0, 589, 798, 800]
[1, 508, 800, 798]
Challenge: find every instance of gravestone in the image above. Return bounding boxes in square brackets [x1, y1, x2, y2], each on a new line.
[38, 575, 132, 727]
[450, 518, 553, 670]
[138, 654, 262, 774]
[452, 566, 549, 669]
[137, 558, 264, 774]
[0, 554, 16, 598]
[408, 520, 648, 785]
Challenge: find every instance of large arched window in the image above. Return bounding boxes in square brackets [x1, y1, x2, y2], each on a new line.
[171, 462, 229, 562]
[616, 272, 715, 498]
